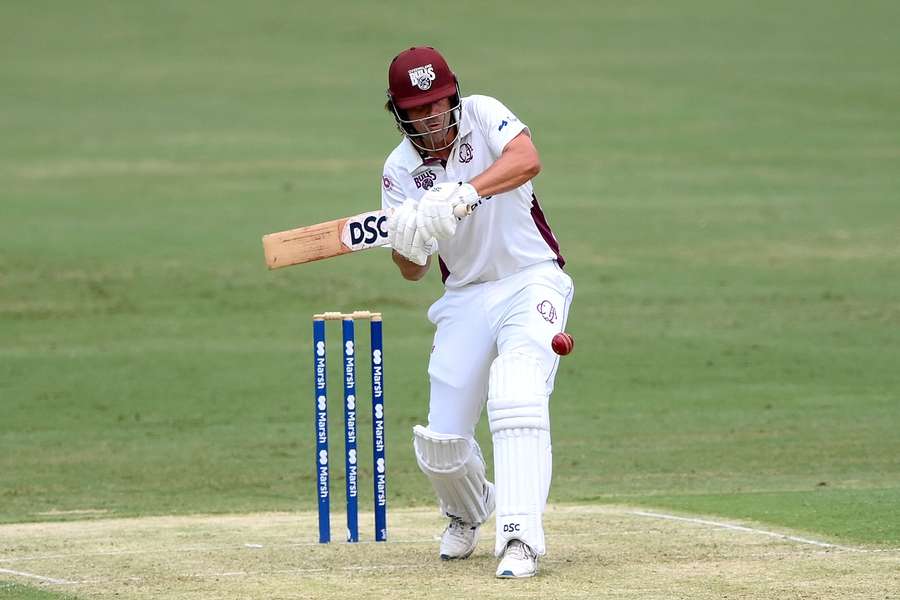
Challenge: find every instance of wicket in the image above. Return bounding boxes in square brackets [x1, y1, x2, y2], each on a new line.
[312, 310, 387, 543]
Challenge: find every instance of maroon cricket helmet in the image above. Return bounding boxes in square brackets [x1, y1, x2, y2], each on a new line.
[387, 46, 458, 109]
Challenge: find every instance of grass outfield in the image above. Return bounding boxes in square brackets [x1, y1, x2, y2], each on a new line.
[1, 1, 899, 596]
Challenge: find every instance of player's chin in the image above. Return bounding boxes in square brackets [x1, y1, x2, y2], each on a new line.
[423, 133, 446, 150]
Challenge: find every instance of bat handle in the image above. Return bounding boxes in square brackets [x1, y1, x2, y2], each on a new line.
[453, 202, 473, 219]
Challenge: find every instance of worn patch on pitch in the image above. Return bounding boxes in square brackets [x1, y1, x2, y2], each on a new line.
[0, 505, 897, 599]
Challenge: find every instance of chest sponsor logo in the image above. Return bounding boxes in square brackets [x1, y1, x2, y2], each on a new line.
[458, 142, 473, 163]
[408, 64, 436, 90]
[536, 300, 557, 324]
[413, 169, 437, 190]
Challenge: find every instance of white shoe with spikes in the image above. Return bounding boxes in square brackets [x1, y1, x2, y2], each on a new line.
[439, 515, 480, 560]
[495, 539, 538, 578]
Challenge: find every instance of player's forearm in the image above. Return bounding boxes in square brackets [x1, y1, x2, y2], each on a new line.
[469, 134, 541, 198]
[392, 250, 431, 281]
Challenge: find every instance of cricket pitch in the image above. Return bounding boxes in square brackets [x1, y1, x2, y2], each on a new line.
[1, 505, 897, 599]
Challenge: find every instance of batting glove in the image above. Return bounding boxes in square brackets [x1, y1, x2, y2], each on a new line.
[387, 198, 436, 266]
[417, 182, 480, 240]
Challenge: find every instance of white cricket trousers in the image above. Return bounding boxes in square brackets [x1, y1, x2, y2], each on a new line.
[426, 260, 574, 437]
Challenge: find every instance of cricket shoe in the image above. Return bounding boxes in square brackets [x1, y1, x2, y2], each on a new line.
[495, 540, 538, 578]
[439, 482, 495, 560]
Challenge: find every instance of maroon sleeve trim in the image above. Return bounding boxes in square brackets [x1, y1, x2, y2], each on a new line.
[530, 193, 565, 268]
[438, 255, 451, 283]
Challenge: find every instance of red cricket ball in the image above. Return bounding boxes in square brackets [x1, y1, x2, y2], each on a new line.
[551, 332, 575, 356]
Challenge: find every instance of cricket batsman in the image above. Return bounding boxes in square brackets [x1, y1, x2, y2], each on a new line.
[382, 46, 574, 578]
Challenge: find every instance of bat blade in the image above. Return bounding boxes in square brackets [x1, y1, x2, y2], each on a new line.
[263, 209, 389, 269]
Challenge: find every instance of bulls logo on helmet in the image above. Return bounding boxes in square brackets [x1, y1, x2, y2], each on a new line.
[408, 64, 436, 90]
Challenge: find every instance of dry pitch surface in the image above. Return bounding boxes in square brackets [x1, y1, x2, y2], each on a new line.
[1, 505, 897, 599]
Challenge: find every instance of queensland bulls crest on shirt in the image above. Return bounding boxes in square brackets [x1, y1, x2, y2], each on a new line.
[413, 170, 437, 190]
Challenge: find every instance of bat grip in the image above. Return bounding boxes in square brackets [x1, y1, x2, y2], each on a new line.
[453, 203, 472, 219]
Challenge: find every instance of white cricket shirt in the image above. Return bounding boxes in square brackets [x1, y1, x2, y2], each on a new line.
[381, 95, 564, 288]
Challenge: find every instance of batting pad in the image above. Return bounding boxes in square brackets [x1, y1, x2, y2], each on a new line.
[412, 425, 494, 525]
[487, 352, 552, 556]
[486, 352, 550, 432]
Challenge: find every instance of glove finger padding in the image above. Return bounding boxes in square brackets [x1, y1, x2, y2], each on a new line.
[387, 199, 416, 247]
[398, 209, 419, 257]
[417, 200, 458, 240]
[386, 197, 440, 266]
[405, 229, 430, 266]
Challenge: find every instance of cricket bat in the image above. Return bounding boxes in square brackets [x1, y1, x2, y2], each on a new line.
[262, 210, 390, 269]
[262, 204, 471, 270]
